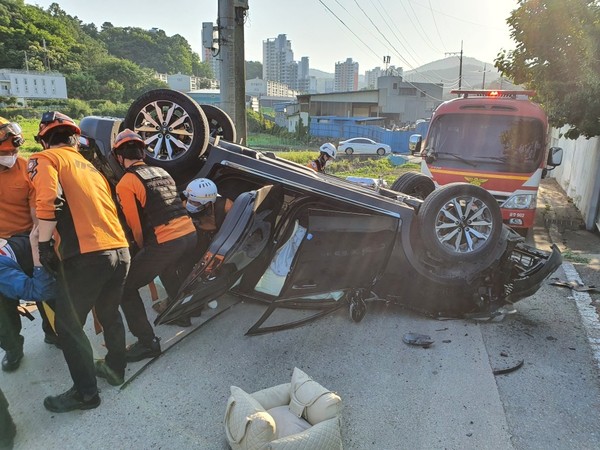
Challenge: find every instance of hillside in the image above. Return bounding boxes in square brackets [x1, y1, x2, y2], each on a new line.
[0, 1, 212, 103]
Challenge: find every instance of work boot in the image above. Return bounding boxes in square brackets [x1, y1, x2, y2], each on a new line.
[1, 349, 24, 373]
[95, 360, 124, 386]
[125, 337, 161, 362]
[44, 333, 62, 349]
[43, 386, 100, 413]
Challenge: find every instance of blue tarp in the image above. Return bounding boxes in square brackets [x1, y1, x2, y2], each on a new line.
[309, 117, 429, 154]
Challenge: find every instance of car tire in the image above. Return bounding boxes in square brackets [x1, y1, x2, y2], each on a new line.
[124, 89, 209, 174]
[345, 147, 354, 155]
[390, 172, 435, 200]
[418, 183, 503, 263]
[377, 147, 386, 156]
[200, 104, 237, 142]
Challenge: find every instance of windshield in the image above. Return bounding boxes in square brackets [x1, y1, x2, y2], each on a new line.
[426, 113, 546, 173]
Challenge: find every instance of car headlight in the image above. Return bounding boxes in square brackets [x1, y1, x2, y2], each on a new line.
[502, 193, 536, 209]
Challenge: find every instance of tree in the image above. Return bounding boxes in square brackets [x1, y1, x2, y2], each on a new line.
[495, 0, 600, 138]
[245, 61, 262, 80]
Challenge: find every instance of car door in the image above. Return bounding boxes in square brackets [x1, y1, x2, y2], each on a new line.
[155, 184, 284, 325]
[277, 208, 399, 298]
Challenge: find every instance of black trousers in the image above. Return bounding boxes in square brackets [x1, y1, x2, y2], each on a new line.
[0, 387, 16, 448]
[55, 248, 130, 397]
[0, 295, 22, 353]
[121, 232, 197, 344]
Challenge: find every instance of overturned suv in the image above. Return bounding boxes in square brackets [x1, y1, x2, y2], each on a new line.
[79, 89, 561, 334]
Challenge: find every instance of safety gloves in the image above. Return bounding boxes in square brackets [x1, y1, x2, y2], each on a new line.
[38, 241, 59, 276]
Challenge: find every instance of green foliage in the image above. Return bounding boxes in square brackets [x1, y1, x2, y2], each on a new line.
[276, 151, 420, 184]
[496, 0, 600, 138]
[245, 61, 262, 80]
[0, 1, 195, 102]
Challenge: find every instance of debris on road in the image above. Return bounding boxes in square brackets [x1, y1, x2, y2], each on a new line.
[403, 333, 434, 348]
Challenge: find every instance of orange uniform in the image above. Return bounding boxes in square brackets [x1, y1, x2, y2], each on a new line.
[28, 146, 128, 260]
[0, 157, 34, 238]
[115, 162, 196, 248]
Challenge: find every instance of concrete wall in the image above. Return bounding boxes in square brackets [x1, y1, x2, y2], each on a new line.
[549, 127, 600, 231]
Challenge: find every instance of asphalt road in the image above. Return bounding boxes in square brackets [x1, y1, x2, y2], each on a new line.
[3, 217, 600, 449]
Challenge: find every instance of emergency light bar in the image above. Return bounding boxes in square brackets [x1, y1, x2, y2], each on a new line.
[450, 89, 536, 99]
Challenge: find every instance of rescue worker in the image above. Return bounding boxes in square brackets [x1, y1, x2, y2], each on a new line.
[29, 111, 131, 412]
[307, 142, 336, 173]
[0, 116, 57, 373]
[112, 129, 197, 361]
[183, 178, 233, 255]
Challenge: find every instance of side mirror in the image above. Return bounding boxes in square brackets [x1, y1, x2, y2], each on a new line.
[547, 146, 563, 168]
[409, 134, 422, 154]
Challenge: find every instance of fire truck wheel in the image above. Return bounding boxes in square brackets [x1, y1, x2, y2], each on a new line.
[199, 104, 237, 143]
[124, 89, 209, 175]
[391, 172, 435, 200]
[418, 182, 503, 263]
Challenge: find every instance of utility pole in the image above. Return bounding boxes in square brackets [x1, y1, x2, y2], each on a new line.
[445, 40, 463, 91]
[218, 0, 248, 144]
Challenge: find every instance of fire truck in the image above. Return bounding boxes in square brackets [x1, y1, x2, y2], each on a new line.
[409, 90, 563, 235]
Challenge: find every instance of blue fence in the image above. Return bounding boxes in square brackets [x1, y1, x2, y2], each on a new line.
[309, 117, 429, 154]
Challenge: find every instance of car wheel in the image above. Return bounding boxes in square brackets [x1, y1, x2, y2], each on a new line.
[200, 104, 237, 142]
[345, 147, 354, 155]
[124, 89, 209, 174]
[390, 172, 435, 200]
[418, 183, 503, 262]
[377, 147, 386, 156]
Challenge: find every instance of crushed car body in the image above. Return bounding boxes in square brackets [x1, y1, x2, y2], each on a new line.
[78, 89, 562, 334]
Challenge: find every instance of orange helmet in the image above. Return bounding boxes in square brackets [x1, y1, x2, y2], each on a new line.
[113, 129, 145, 151]
[35, 111, 81, 143]
[0, 116, 24, 151]
[112, 128, 146, 161]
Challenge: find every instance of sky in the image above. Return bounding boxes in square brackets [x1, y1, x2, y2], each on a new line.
[24, 0, 519, 73]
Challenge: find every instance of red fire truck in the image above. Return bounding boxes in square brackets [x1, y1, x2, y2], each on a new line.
[409, 90, 563, 235]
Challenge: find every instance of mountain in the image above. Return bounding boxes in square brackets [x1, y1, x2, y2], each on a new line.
[403, 57, 521, 98]
[309, 68, 334, 79]
[309, 57, 521, 97]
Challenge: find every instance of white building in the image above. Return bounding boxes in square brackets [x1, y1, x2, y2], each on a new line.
[365, 66, 404, 89]
[334, 58, 359, 92]
[0, 69, 67, 100]
[245, 77, 299, 98]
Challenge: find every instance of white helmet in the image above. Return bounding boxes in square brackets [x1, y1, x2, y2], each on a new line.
[184, 178, 219, 205]
[320, 142, 336, 159]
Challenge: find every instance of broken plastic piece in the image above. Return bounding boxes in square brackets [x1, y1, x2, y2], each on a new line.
[403, 333, 434, 348]
[550, 278, 599, 293]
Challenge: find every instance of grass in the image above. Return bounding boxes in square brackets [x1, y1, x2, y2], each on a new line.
[246, 133, 312, 150]
[277, 150, 420, 185]
[16, 118, 43, 158]
[561, 249, 591, 264]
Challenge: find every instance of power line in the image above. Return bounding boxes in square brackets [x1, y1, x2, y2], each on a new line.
[316, 0, 384, 63]
[427, 0, 447, 53]
[369, 0, 457, 83]
[346, 0, 444, 98]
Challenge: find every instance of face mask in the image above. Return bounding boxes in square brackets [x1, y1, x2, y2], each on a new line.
[0, 154, 17, 168]
[324, 159, 333, 168]
[186, 202, 206, 214]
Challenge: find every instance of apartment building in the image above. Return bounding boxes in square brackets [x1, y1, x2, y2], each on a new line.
[0, 69, 67, 100]
[334, 58, 359, 92]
